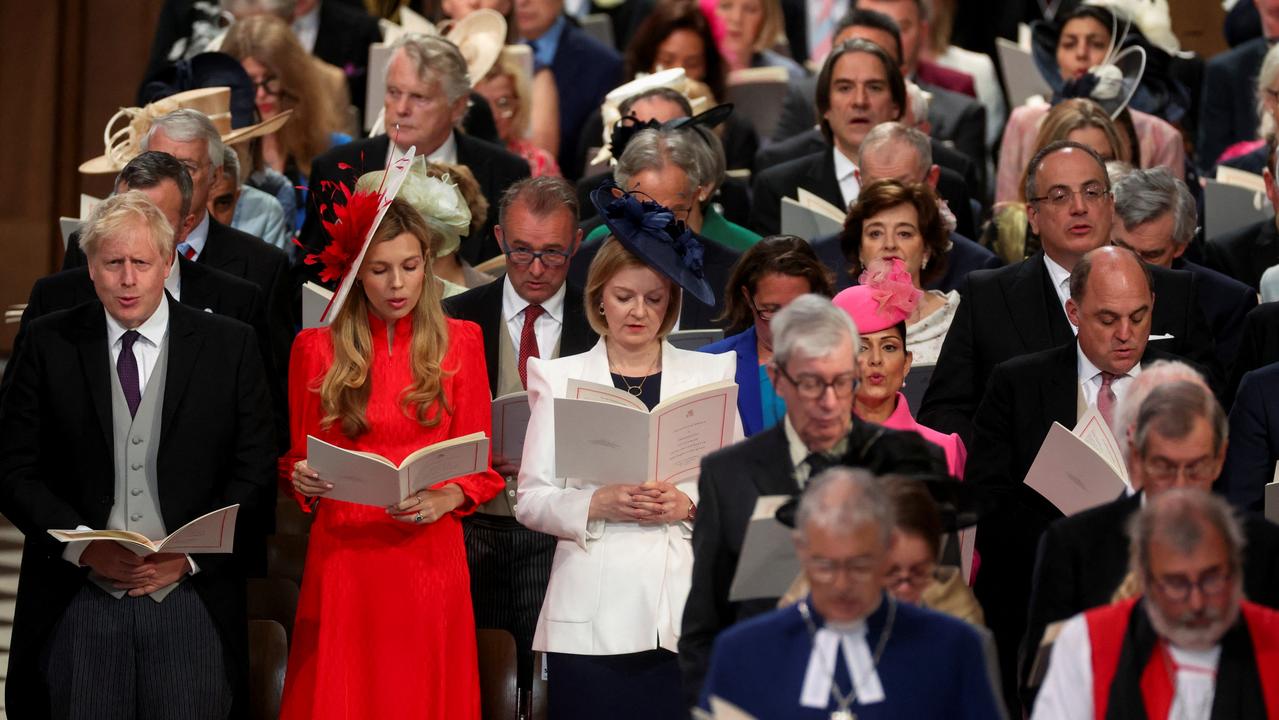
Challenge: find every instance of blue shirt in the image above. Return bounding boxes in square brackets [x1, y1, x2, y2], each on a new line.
[526, 14, 568, 70]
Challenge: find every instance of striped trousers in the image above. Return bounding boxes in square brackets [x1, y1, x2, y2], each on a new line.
[39, 581, 231, 720]
[463, 513, 556, 689]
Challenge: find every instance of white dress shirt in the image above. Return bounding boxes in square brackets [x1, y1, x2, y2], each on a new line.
[502, 276, 566, 363]
[1033, 613, 1220, 720]
[165, 254, 182, 301]
[388, 130, 458, 167]
[1076, 345, 1142, 409]
[1043, 253, 1073, 328]
[832, 147, 860, 211]
[291, 2, 321, 54]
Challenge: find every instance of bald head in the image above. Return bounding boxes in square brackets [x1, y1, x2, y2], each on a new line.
[1066, 246, 1154, 375]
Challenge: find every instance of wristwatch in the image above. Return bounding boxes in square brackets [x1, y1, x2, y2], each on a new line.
[686, 501, 697, 522]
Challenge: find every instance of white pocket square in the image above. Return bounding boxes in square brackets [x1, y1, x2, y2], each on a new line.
[1148, 333, 1175, 341]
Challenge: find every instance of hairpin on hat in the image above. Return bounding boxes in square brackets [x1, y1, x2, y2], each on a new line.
[589, 179, 714, 305]
[306, 145, 418, 322]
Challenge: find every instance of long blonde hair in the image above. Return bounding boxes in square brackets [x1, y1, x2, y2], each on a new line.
[221, 14, 346, 175]
[319, 199, 452, 438]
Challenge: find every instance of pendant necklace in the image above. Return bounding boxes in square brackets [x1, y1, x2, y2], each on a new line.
[608, 346, 660, 397]
[798, 597, 897, 720]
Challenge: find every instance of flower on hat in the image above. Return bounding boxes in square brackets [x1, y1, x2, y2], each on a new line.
[599, 189, 705, 277]
[858, 257, 922, 320]
[355, 165, 472, 257]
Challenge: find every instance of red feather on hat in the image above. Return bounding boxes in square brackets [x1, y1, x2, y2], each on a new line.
[305, 180, 385, 284]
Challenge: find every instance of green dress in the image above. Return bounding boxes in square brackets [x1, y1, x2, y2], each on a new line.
[583, 207, 761, 252]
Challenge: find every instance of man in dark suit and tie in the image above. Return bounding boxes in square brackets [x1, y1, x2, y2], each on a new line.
[0, 192, 276, 718]
[749, 39, 905, 237]
[515, 0, 623, 179]
[678, 295, 945, 708]
[809, 122, 1000, 293]
[1196, 1, 1278, 171]
[1022, 375, 1279, 701]
[301, 34, 531, 270]
[65, 111, 295, 386]
[966, 246, 1189, 715]
[918, 141, 1217, 443]
[1231, 302, 1279, 398]
[8, 152, 284, 459]
[1111, 167, 1258, 385]
[442, 177, 596, 695]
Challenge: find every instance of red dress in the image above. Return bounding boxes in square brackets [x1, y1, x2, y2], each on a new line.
[278, 313, 503, 720]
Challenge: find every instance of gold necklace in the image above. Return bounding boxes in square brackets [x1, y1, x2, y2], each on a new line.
[607, 345, 661, 397]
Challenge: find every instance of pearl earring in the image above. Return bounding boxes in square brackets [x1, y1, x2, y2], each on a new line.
[922, 255, 930, 270]
[599, 302, 606, 314]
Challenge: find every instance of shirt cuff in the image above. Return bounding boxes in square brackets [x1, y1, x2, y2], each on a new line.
[61, 525, 94, 567]
[187, 556, 200, 575]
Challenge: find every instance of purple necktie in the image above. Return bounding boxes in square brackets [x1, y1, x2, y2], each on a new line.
[118, 330, 141, 417]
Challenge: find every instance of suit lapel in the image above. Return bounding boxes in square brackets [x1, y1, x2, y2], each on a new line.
[176, 257, 213, 312]
[1046, 342, 1080, 426]
[561, 285, 596, 356]
[749, 426, 800, 496]
[75, 308, 114, 448]
[811, 150, 845, 211]
[1006, 256, 1062, 352]
[479, 281, 503, 395]
[159, 299, 205, 441]
[198, 219, 246, 277]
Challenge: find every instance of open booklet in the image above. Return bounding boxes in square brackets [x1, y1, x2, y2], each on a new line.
[48, 504, 239, 556]
[492, 391, 531, 464]
[302, 282, 334, 329]
[729, 494, 799, 602]
[780, 189, 846, 239]
[1265, 462, 1279, 524]
[553, 379, 738, 486]
[307, 432, 490, 507]
[1024, 405, 1128, 517]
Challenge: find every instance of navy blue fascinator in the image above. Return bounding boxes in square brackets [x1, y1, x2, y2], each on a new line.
[589, 179, 714, 305]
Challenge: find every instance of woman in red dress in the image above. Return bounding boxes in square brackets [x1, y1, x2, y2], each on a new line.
[279, 190, 503, 719]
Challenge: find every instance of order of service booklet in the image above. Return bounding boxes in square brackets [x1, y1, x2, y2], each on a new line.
[307, 432, 490, 507]
[48, 504, 239, 556]
[492, 391, 532, 464]
[1024, 405, 1128, 517]
[553, 379, 738, 486]
[728, 494, 798, 602]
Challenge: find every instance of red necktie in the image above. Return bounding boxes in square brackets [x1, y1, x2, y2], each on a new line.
[518, 305, 544, 389]
[1098, 371, 1118, 430]
[178, 242, 196, 260]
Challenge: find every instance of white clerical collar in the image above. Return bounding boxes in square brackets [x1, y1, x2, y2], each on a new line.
[185, 213, 211, 258]
[502, 275, 566, 325]
[389, 131, 458, 167]
[292, 2, 321, 54]
[165, 253, 182, 301]
[799, 598, 887, 710]
[105, 293, 170, 346]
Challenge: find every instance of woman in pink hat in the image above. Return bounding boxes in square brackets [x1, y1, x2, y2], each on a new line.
[833, 257, 966, 478]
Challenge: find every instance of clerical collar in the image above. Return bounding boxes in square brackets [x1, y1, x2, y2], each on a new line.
[798, 593, 893, 712]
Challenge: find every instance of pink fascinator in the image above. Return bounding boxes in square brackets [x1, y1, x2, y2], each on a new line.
[832, 258, 923, 334]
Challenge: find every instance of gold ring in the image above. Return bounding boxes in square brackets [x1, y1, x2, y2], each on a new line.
[414, 511, 424, 523]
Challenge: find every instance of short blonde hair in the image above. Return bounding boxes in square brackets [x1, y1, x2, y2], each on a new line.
[80, 190, 175, 261]
[484, 52, 533, 137]
[751, 0, 785, 53]
[584, 239, 682, 339]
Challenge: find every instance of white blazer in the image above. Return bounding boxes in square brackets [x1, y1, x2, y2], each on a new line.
[516, 338, 743, 656]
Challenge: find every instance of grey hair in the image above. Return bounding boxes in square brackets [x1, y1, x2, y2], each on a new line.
[221, 0, 295, 18]
[1131, 379, 1228, 458]
[1112, 167, 1198, 247]
[1106, 159, 1135, 185]
[1258, 42, 1279, 138]
[905, 81, 931, 125]
[142, 109, 226, 171]
[390, 34, 471, 103]
[113, 150, 195, 224]
[614, 126, 727, 197]
[1128, 488, 1245, 584]
[858, 121, 932, 181]
[794, 467, 895, 547]
[220, 145, 243, 190]
[1024, 139, 1109, 205]
[771, 294, 859, 367]
[1114, 360, 1208, 457]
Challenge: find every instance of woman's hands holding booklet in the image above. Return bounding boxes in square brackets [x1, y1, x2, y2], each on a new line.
[389, 484, 465, 525]
[292, 460, 333, 497]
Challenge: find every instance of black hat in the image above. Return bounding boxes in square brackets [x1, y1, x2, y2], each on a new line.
[774, 473, 1005, 534]
[589, 180, 715, 305]
[139, 52, 257, 129]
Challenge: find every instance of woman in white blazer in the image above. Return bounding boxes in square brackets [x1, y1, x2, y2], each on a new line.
[516, 181, 744, 719]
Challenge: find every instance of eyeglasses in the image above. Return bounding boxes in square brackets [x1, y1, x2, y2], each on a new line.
[489, 95, 518, 120]
[1151, 567, 1231, 603]
[251, 75, 293, 100]
[1029, 184, 1110, 208]
[885, 562, 937, 589]
[1140, 457, 1218, 483]
[774, 364, 859, 399]
[502, 243, 572, 268]
[747, 296, 783, 322]
[805, 556, 880, 584]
